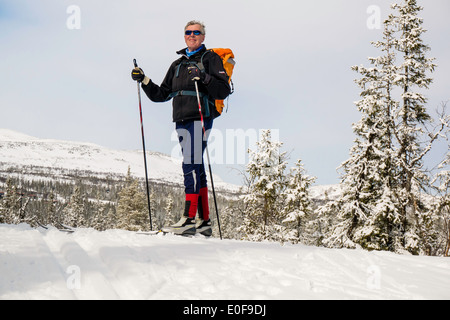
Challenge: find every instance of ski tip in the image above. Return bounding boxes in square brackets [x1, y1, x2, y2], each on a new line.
[133, 58, 138, 68]
[137, 230, 160, 235]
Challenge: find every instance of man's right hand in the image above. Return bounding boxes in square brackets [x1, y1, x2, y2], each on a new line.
[131, 67, 145, 82]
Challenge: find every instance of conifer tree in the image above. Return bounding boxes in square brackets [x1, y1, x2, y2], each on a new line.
[323, 14, 399, 250]
[282, 159, 316, 244]
[242, 130, 288, 242]
[164, 193, 175, 226]
[116, 168, 149, 231]
[101, 204, 116, 231]
[64, 184, 85, 227]
[0, 195, 3, 224]
[388, 0, 439, 254]
[149, 188, 159, 230]
[89, 190, 107, 230]
[64, 185, 86, 227]
[46, 192, 57, 225]
[0, 177, 21, 224]
[323, 0, 447, 254]
[431, 151, 450, 256]
[220, 205, 245, 240]
[8, 181, 19, 224]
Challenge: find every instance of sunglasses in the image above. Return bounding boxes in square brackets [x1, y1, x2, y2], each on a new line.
[185, 30, 203, 36]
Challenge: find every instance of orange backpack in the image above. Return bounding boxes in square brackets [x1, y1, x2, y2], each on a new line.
[202, 48, 235, 115]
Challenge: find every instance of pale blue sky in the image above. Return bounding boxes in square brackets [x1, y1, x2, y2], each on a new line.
[0, 0, 449, 186]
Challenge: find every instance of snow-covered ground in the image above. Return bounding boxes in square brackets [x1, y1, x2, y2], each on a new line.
[1, 223, 449, 300]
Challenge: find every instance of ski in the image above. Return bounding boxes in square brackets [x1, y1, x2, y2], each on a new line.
[57, 227, 75, 233]
[137, 230, 164, 236]
[35, 219, 49, 230]
[136, 230, 212, 238]
[55, 221, 75, 233]
[137, 230, 191, 237]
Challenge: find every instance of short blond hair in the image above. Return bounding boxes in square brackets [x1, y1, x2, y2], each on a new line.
[185, 20, 206, 35]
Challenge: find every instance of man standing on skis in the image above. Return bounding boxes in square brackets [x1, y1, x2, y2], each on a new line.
[131, 21, 231, 236]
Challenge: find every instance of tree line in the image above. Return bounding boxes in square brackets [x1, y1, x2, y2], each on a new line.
[0, 168, 235, 233]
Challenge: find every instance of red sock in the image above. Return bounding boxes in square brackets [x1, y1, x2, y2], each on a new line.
[185, 194, 199, 218]
[199, 187, 210, 221]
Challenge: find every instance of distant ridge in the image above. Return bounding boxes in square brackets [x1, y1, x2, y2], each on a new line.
[0, 128, 241, 193]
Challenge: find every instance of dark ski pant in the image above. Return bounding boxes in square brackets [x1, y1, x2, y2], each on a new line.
[176, 119, 213, 195]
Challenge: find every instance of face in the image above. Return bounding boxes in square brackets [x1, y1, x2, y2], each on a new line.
[184, 24, 205, 52]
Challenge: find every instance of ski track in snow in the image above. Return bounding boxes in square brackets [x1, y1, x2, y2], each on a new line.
[1, 224, 449, 300]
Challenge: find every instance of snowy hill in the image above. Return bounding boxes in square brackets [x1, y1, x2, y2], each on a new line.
[1, 223, 449, 300]
[0, 128, 240, 193]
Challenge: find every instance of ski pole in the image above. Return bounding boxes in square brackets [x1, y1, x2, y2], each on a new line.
[133, 58, 153, 231]
[194, 80, 223, 240]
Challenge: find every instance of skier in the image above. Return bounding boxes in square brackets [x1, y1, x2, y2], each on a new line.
[131, 21, 231, 236]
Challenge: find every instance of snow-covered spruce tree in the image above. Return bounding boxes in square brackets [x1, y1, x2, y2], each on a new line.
[431, 150, 450, 256]
[45, 192, 57, 225]
[64, 184, 86, 227]
[220, 204, 245, 240]
[242, 130, 288, 242]
[96, 203, 117, 231]
[282, 159, 316, 244]
[0, 177, 21, 224]
[149, 188, 160, 230]
[323, 0, 446, 254]
[322, 16, 400, 251]
[164, 193, 175, 226]
[388, 0, 442, 255]
[0, 177, 30, 225]
[89, 190, 112, 231]
[116, 168, 150, 232]
[0, 196, 3, 223]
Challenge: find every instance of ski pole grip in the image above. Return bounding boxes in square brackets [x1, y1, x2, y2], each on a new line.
[133, 59, 138, 68]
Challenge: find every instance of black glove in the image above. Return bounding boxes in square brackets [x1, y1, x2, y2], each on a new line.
[188, 66, 211, 84]
[131, 67, 145, 82]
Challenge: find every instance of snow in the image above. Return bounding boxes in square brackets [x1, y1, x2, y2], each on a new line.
[0, 128, 240, 193]
[1, 223, 449, 300]
[309, 184, 343, 201]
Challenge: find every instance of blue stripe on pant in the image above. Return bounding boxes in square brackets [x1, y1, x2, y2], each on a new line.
[176, 119, 213, 194]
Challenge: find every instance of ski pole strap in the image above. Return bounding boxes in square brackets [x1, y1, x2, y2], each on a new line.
[167, 90, 213, 117]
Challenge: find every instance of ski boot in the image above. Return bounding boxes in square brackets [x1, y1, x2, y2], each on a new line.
[196, 187, 212, 237]
[162, 194, 198, 236]
[162, 215, 196, 236]
[195, 218, 212, 237]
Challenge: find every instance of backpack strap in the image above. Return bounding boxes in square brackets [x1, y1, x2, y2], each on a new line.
[198, 50, 211, 73]
[175, 56, 206, 78]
